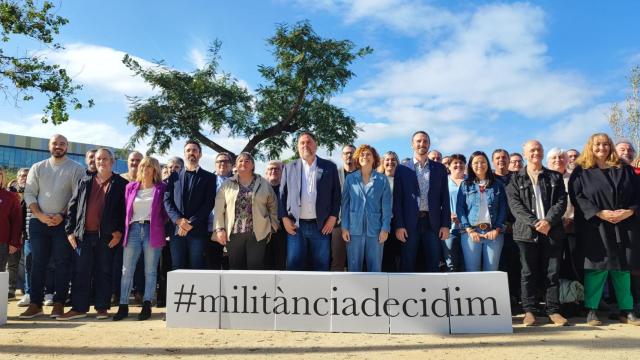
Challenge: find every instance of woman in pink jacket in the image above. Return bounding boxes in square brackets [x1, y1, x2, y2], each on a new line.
[114, 157, 168, 321]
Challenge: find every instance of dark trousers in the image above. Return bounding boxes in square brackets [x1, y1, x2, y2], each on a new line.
[228, 232, 267, 270]
[28, 219, 72, 306]
[266, 227, 287, 270]
[286, 219, 330, 271]
[156, 244, 172, 307]
[400, 215, 441, 272]
[71, 233, 114, 312]
[330, 226, 346, 271]
[499, 232, 521, 300]
[517, 235, 562, 314]
[559, 234, 583, 282]
[382, 229, 401, 272]
[170, 233, 206, 270]
[205, 232, 224, 270]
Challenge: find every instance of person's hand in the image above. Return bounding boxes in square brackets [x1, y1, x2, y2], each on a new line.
[177, 227, 188, 237]
[451, 214, 460, 225]
[216, 229, 228, 246]
[67, 234, 78, 250]
[379, 230, 389, 243]
[321, 216, 337, 235]
[468, 230, 481, 243]
[395, 228, 408, 243]
[562, 217, 574, 227]
[176, 218, 191, 229]
[283, 217, 297, 235]
[49, 214, 64, 226]
[439, 227, 450, 241]
[8, 245, 18, 254]
[613, 209, 634, 223]
[342, 229, 350, 242]
[36, 212, 53, 226]
[483, 229, 500, 240]
[535, 220, 551, 236]
[108, 232, 121, 248]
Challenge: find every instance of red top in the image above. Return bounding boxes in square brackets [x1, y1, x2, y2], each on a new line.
[85, 176, 111, 232]
[634, 167, 640, 176]
[0, 189, 23, 248]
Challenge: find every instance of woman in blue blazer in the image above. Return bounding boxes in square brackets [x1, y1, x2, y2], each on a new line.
[456, 151, 508, 272]
[341, 145, 392, 272]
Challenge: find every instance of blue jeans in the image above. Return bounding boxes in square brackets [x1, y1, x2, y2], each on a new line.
[286, 219, 330, 271]
[120, 223, 162, 304]
[347, 233, 383, 272]
[461, 230, 504, 271]
[400, 216, 442, 272]
[28, 219, 72, 306]
[71, 233, 114, 312]
[443, 229, 463, 272]
[170, 233, 206, 270]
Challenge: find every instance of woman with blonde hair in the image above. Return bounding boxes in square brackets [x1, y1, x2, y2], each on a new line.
[569, 133, 640, 326]
[115, 156, 168, 321]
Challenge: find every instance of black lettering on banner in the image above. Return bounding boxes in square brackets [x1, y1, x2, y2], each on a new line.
[331, 287, 339, 315]
[242, 285, 249, 314]
[231, 286, 239, 313]
[383, 298, 400, 317]
[251, 286, 258, 314]
[174, 284, 197, 312]
[341, 297, 359, 316]
[314, 297, 329, 316]
[466, 296, 499, 316]
[273, 286, 290, 314]
[261, 293, 272, 315]
[420, 287, 428, 317]
[431, 288, 450, 318]
[402, 298, 418, 317]
[361, 288, 381, 317]
[292, 297, 311, 315]
[451, 287, 463, 317]
[199, 294, 229, 313]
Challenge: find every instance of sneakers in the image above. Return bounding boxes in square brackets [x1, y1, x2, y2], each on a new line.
[17, 294, 31, 307]
[548, 313, 569, 326]
[620, 312, 640, 326]
[523, 312, 537, 326]
[43, 293, 54, 306]
[96, 309, 110, 320]
[587, 310, 602, 326]
[50, 302, 65, 318]
[19, 304, 44, 319]
[56, 310, 87, 321]
[113, 304, 129, 321]
[138, 301, 152, 321]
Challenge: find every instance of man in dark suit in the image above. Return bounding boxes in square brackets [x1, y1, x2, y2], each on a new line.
[393, 131, 450, 272]
[164, 140, 216, 270]
[280, 132, 341, 271]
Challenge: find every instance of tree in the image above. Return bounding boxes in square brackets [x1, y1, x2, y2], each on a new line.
[0, 0, 91, 124]
[124, 21, 372, 159]
[609, 65, 640, 150]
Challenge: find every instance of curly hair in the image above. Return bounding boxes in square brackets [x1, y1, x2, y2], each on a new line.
[575, 133, 622, 169]
[353, 144, 381, 170]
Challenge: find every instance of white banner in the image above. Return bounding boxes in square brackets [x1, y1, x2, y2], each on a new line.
[166, 270, 512, 334]
[0, 272, 7, 326]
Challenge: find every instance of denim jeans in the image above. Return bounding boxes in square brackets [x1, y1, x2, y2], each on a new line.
[286, 219, 330, 271]
[443, 229, 463, 272]
[120, 223, 162, 304]
[71, 233, 114, 312]
[400, 216, 442, 272]
[347, 233, 383, 272]
[28, 219, 72, 306]
[461, 231, 504, 271]
[170, 233, 206, 270]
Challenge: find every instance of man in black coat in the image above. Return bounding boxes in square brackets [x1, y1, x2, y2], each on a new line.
[506, 140, 568, 327]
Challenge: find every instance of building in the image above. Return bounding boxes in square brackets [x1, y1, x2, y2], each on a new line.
[0, 132, 128, 173]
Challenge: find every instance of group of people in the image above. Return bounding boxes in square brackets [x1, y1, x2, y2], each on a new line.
[0, 130, 639, 328]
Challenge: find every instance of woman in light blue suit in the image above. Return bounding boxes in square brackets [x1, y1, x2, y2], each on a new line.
[341, 144, 392, 272]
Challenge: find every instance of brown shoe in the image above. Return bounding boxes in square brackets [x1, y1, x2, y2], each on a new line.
[56, 310, 87, 321]
[523, 312, 537, 326]
[549, 313, 568, 326]
[620, 312, 640, 326]
[50, 302, 65, 318]
[19, 304, 44, 319]
[96, 309, 109, 320]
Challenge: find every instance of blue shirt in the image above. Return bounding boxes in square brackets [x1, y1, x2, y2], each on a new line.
[208, 174, 231, 232]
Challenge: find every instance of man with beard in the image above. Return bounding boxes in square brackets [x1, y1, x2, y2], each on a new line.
[265, 160, 286, 270]
[615, 139, 636, 165]
[566, 149, 580, 172]
[85, 149, 97, 175]
[393, 131, 450, 272]
[206, 152, 233, 270]
[20, 134, 84, 319]
[164, 140, 216, 269]
[509, 153, 524, 172]
[121, 151, 143, 181]
[331, 145, 357, 271]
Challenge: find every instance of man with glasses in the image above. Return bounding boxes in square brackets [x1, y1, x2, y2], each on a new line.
[331, 145, 357, 271]
[509, 153, 524, 173]
[206, 152, 233, 270]
[265, 160, 286, 270]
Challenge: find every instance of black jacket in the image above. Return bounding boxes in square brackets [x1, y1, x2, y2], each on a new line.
[163, 168, 216, 238]
[66, 172, 127, 240]
[506, 166, 567, 242]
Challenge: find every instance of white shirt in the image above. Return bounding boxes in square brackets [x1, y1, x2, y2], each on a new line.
[475, 180, 491, 225]
[532, 184, 545, 221]
[300, 158, 318, 219]
[131, 188, 154, 223]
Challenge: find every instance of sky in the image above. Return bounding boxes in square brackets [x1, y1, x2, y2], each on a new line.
[2, 0, 639, 170]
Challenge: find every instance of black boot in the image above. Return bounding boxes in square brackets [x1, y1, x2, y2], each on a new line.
[113, 304, 128, 321]
[138, 301, 152, 321]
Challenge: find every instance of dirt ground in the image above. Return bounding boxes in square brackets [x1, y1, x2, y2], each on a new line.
[1, 300, 639, 360]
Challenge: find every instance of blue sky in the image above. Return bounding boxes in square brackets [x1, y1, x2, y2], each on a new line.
[2, 0, 639, 169]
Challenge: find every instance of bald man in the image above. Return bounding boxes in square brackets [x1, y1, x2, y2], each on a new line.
[506, 140, 568, 327]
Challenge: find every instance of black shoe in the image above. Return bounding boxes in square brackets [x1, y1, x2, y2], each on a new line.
[138, 301, 152, 321]
[113, 304, 129, 321]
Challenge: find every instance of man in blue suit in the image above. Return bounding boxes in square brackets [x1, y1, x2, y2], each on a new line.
[393, 131, 451, 272]
[164, 140, 216, 270]
[280, 132, 341, 271]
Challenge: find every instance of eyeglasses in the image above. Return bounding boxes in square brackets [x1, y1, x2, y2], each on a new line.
[342, 152, 354, 156]
[266, 168, 281, 172]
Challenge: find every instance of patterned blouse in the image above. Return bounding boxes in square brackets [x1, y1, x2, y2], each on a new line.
[232, 176, 256, 234]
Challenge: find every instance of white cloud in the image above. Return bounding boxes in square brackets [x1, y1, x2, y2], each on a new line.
[188, 47, 207, 69]
[42, 43, 156, 97]
[539, 103, 612, 150]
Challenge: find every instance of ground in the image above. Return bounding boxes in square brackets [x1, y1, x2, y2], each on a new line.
[1, 300, 639, 359]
